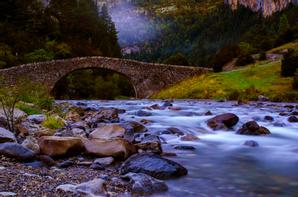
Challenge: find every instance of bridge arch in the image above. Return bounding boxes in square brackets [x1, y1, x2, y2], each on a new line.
[52, 67, 138, 99]
[0, 56, 211, 98]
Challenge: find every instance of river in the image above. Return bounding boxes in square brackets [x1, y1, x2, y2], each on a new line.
[61, 99, 298, 197]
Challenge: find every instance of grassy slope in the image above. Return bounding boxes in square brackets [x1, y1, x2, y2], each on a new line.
[152, 59, 297, 102]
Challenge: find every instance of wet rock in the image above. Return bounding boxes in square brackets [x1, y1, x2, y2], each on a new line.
[27, 114, 45, 124]
[140, 119, 153, 125]
[0, 142, 35, 161]
[149, 104, 162, 110]
[273, 122, 286, 127]
[65, 111, 81, 122]
[264, 116, 274, 122]
[37, 155, 56, 166]
[21, 136, 40, 154]
[258, 95, 269, 101]
[284, 105, 295, 109]
[56, 178, 106, 196]
[135, 135, 162, 154]
[121, 121, 147, 133]
[84, 108, 119, 126]
[94, 157, 114, 166]
[0, 128, 16, 143]
[288, 116, 298, 123]
[163, 127, 184, 136]
[122, 172, 168, 195]
[279, 112, 288, 116]
[71, 128, 86, 137]
[161, 100, 172, 107]
[180, 134, 199, 141]
[38, 136, 84, 157]
[174, 145, 196, 150]
[207, 113, 239, 130]
[243, 140, 259, 147]
[57, 160, 75, 168]
[90, 124, 127, 140]
[90, 162, 105, 170]
[237, 121, 271, 135]
[15, 121, 42, 137]
[120, 153, 188, 179]
[168, 106, 181, 111]
[205, 111, 213, 116]
[161, 152, 177, 157]
[82, 138, 136, 160]
[135, 110, 152, 117]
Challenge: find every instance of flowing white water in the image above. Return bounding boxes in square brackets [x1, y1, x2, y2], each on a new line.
[60, 100, 298, 197]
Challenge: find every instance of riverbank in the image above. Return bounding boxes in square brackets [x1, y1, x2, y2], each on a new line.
[1, 100, 298, 196]
[153, 60, 298, 102]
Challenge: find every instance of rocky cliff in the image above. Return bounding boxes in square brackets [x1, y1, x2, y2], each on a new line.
[225, 0, 298, 16]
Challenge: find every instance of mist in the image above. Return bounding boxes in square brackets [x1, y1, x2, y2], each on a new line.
[105, 1, 158, 48]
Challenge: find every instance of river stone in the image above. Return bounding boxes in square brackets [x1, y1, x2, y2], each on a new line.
[264, 116, 274, 122]
[94, 157, 114, 166]
[56, 178, 106, 196]
[135, 135, 162, 154]
[122, 172, 168, 195]
[180, 134, 199, 141]
[162, 100, 173, 107]
[237, 121, 271, 135]
[207, 113, 239, 130]
[37, 155, 56, 167]
[21, 136, 40, 154]
[27, 114, 45, 124]
[121, 121, 147, 133]
[84, 108, 119, 125]
[164, 127, 184, 136]
[288, 116, 298, 123]
[243, 140, 259, 147]
[82, 138, 136, 159]
[0, 142, 35, 161]
[90, 124, 127, 140]
[135, 110, 152, 117]
[174, 145, 196, 150]
[120, 153, 188, 179]
[38, 136, 84, 157]
[0, 128, 16, 143]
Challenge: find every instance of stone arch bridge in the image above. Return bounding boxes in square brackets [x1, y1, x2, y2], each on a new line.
[0, 56, 210, 98]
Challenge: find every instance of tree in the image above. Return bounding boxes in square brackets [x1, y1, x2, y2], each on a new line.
[281, 49, 298, 77]
[164, 53, 190, 66]
[279, 14, 290, 34]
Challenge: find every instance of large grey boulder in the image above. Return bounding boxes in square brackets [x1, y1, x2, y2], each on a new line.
[0, 128, 16, 143]
[120, 153, 187, 179]
[0, 142, 35, 161]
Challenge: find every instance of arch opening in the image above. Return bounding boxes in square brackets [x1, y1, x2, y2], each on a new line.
[52, 68, 136, 100]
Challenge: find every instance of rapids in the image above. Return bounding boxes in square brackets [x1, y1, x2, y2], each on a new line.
[60, 100, 298, 197]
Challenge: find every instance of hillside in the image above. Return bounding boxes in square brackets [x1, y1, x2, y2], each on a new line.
[153, 42, 298, 102]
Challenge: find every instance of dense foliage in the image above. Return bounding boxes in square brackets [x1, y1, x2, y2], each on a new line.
[126, 3, 298, 67]
[0, 0, 134, 99]
[281, 49, 298, 77]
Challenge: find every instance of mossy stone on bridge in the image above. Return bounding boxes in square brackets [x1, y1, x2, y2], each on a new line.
[0, 56, 210, 98]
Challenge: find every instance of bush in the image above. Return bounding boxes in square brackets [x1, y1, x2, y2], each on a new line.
[24, 49, 54, 63]
[41, 115, 65, 130]
[281, 49, 298, 77]
[236, 55, 255, 67]
[164, 53, 189, 66]
[212, 44, 241, 72]
[293, 70, 298, 90]
[259, 51, 267, 61]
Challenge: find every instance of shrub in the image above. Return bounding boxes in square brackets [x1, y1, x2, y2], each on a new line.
[24, 49, 54, 63]
[259, 51, 267, 61]
[41, 115, 65, 130]
[281, 49, 298, 77]
[212, 44, 241, 72]
[0, 79, 53, 132]
[164, 53, 189, 66]
[236, 55, 255, 67]
[293, 69, 298, 90]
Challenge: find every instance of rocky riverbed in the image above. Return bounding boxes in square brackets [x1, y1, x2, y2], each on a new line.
[0, 100, 298, 196]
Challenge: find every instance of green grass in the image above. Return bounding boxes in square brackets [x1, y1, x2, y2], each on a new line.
[268, 41, 298, 54]
[16, 103, 42, 115]
[41, 115, 65, 130]
[153, 60, 298, 102]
